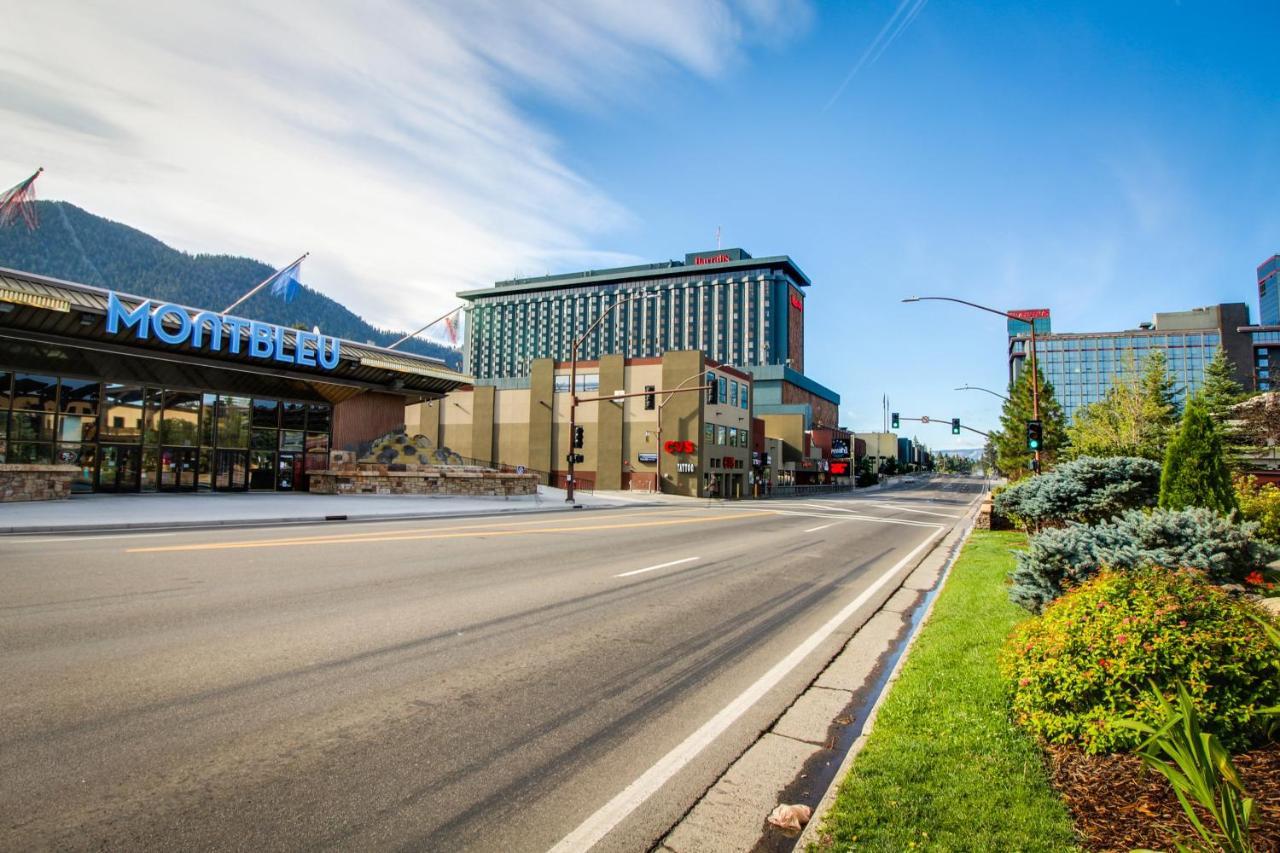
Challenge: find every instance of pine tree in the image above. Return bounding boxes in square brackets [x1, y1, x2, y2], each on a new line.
[995, 363, 1066, 479]
[1158, 395, 1237, 514]
[1201, 347, 1247, 421]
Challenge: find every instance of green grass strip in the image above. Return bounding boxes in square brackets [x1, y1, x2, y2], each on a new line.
[812, 530, 1081, 852]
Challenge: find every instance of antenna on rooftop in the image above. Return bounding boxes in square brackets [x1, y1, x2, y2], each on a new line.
[716, 225, 722, 250]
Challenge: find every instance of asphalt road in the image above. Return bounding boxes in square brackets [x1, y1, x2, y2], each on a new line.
[0, 475, 985, 852]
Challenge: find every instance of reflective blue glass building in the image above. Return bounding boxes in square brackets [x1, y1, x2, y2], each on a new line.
[1008, 303, 1253, 422]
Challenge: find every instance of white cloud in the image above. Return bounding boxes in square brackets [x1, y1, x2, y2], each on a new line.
[1, 0, 806, 328]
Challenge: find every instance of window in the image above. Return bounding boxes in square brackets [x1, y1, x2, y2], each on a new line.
[718, 377, 728, 405]
[730, 381, 739, 407]
[741, 387, 748, 410]
[717, 425, 727, 446]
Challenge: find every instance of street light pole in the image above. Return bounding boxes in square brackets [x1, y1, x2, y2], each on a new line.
[903, 296, 1043, 471]
[565, 293, 656, 503]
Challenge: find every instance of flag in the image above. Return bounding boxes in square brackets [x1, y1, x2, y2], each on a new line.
[0, 167, 43, 230]
[423, 306, 464, 349]
[269, 257, 303, 303]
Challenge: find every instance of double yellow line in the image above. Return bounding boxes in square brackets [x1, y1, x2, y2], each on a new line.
[128, 510, 772, 553]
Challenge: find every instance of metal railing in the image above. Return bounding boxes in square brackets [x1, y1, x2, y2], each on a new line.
[763, 483, 856, 498]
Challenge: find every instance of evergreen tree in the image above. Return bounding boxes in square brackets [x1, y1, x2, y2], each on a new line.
[1158, 395, 1237, 514]
[995, 363, 1066, 479]
[1065, 349, 1180, 461]
[1200, 347, 1251, 463]
[1201, 347, 1247, 421]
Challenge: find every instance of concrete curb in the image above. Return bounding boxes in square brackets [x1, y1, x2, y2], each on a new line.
[0, 499, 653, 536]
[659, 486, 982, 853]
[794, 499, 981, 850]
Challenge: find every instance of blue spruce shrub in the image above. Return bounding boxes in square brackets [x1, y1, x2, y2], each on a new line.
[994, 456, 1160, 531]
[1008, 507, 1276, 612]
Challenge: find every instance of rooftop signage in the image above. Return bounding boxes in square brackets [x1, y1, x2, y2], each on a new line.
[105, 291, 340, 371]
[685, 248, 751, 266]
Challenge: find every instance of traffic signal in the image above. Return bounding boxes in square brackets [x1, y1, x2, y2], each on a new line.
[951, 417, 961, 435]
[1026, 419, 1043, 451]
[706, 375, 718, 405]
[573, 425, 585, 449]
[566, 453, 585, 464]
[891, 412, 900, 429]
[644, 385, 656, 410]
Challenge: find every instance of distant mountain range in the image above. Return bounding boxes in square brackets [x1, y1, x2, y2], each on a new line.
[0, 201, 462, 369]
[934, 448, 985, 460]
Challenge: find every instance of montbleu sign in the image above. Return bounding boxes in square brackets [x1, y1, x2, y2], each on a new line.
[105, 292, 340, 370]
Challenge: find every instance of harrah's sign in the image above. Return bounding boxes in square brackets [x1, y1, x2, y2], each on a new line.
[105, 292, 340, 371]
[693, 254, 731, 265]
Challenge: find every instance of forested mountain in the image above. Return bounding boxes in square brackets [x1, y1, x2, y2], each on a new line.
[0, 201, 462, 368]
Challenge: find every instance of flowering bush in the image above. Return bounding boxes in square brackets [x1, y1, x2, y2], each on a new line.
[1007, 507, 1276, 612]
[1235, 474, 1280, 544]
[1000, 567, 1280, 754]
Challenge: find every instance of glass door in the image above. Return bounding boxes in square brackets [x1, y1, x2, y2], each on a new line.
[160, 447, 198, 491]
[276, 453, 303, 491]
[214, 449, 248, 491]
[98, 445, 141, 492]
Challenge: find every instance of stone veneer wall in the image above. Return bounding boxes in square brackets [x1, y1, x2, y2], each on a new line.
[0, 465, 81, 502]
[309, 467, 537, 497]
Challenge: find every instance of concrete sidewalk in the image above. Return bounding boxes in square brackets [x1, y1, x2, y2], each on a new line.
[0, 485, 640, 535]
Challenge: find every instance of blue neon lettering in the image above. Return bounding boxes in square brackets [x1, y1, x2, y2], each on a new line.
[151, 303, 193, 345]
[105, 292, 152, 338]
[190, 311, 224, 351]
[272, 325, 294, 364]
[103, 291, 339, 372]
[222, 316, 247, 354]
[317, 335, 339, 370]
[294, 330, 317, 367]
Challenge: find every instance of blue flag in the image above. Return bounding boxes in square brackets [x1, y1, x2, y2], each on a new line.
[270, 259, 303, 303]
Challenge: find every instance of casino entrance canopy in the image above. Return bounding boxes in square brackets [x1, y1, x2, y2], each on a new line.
[0, 266, 470, 493]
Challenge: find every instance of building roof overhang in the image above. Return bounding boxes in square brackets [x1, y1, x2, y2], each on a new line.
[0, 266, 471, 397]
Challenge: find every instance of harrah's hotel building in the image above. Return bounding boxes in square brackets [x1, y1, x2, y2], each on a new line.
[458, 248, 808, 381]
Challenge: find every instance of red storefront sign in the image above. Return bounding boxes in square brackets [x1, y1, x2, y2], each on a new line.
[664, 440, 696, 454]
[1008, 308, 1050, 320]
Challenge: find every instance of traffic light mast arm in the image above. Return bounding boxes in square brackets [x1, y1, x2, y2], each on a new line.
[896, 415, 991, 438]
[575, 385, 712, 404]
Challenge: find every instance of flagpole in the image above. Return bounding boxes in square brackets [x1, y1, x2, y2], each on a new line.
[387, 305, 462, 350]
[223, 251, 309, 313]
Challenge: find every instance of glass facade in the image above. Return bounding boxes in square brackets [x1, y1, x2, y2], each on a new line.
[0, 369, 330, 493]
[1011, 331, 1221, 421]
[465, 267, 799, 379]
[1260, 255, 1280, 326]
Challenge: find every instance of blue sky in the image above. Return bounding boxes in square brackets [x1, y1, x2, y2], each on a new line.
[4, 1, 1278, 448]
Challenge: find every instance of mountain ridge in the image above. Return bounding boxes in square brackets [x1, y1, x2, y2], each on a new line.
[0, 201, 462, 368]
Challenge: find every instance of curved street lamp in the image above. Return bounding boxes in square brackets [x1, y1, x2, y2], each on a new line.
[955, 384, 1011, 403]
[904, 295, 1042, 469]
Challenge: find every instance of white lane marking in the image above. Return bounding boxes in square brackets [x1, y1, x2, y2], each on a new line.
[548, 528, 945, 853]
[869, 503, 963, 518]
[614, 557, 700, 578]
[6, 532, 178, 543]
[741, 509, 943, 529]
[804, 523, 837, 533]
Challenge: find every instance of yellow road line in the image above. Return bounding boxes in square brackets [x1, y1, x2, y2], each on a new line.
[119, 508, 693, 552]
[128, 511, 773, 553]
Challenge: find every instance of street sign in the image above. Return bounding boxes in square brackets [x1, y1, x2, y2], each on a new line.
[920, 415, 930, 424]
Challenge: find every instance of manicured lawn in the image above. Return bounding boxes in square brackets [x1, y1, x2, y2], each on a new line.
[812, 530, 1081, 852]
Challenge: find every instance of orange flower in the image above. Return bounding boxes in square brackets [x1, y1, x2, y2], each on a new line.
[1245, 570, 1266, 586]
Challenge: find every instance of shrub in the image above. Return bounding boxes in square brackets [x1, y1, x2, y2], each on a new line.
[1008, 507, 1277, 613]
[994, 456, 1160, 531]
[1235, 475, 1280, 544]
[1001, 567, 1280, 754]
